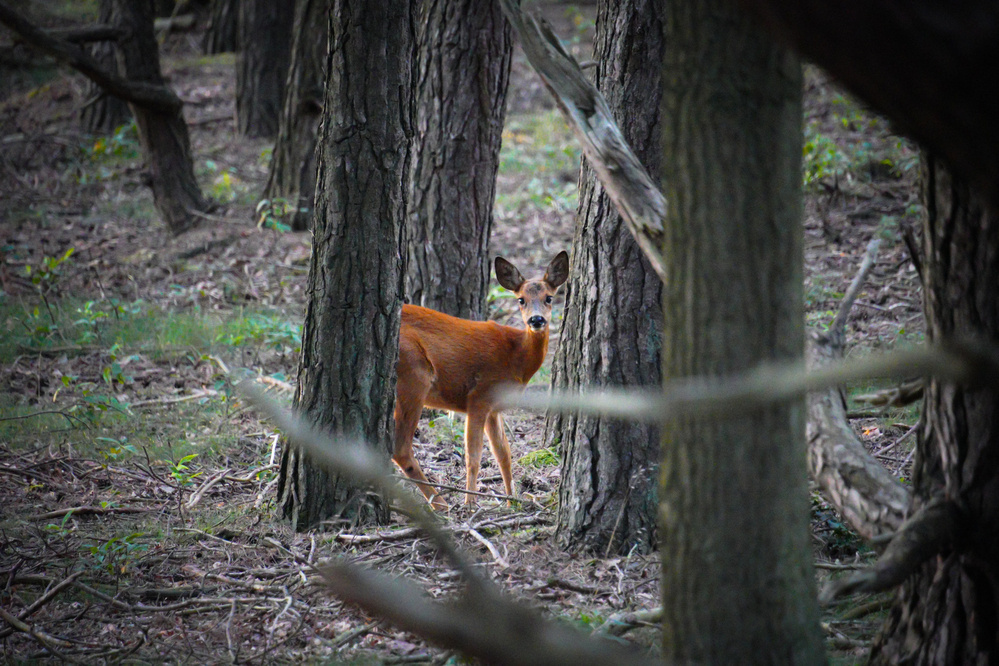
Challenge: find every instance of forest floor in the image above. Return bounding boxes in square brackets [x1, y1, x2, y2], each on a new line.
[0, 2, 922, 664]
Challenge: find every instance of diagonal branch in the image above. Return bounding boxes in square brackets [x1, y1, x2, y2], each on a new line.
[0, 1, 181, 112]
[240, 383, 656, 666]
[807, 237, 911, 542]
[317, 563, 656, 666]
[237, 382, 491, 599]
[498, 0, 667, 281]
[820, 498, 961, 602]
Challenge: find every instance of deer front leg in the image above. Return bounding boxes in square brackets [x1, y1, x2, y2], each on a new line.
[463, 410, 488, 506]
[393, 349, 446, 510]
[485, 411, 513, 498]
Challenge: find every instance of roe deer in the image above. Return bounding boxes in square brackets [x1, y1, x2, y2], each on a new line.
[393, 251, 570, 509]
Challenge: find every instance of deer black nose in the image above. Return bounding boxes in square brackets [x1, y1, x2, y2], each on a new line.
[528, 315, 546, 329]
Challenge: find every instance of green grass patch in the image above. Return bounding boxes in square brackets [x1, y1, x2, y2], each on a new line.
[519, 447, 559, 468]
[803, 93, 917, 191]
[496, 110, 581, 217]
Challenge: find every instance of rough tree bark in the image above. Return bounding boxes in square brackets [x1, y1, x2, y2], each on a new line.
[658, 0, 824, 662]
[867, 159, 999, 664]
[110, 0, 209, 235]
[262, 0, 326, 232]
[235, 0, 292, 139]
[403, 0, 513, 319]
[546, 0, 664, 556]
[202, 0, 236, 54]
[79, 0, 130, 135]
[276, 0, 413, 530]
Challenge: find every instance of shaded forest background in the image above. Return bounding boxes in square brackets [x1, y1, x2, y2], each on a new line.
[1, 0, 921, 661]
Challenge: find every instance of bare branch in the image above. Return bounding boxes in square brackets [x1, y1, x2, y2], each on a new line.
[236, 381, 490, 597]
[830, 237, 880, 337]
[241, 383, 656, 665]
[0, 1, 181, 112]
[498, 0, 667, 281]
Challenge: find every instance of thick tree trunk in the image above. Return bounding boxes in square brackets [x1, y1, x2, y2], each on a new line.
[403, 0, 512, 319]
[79, 0, 130, 135]
[658, 1, 824, 662]
[868, 158, 999, 664]
[235, 0, 293, 139]
[546, 0, 664, 556]
[111, 0, 209, 235]
[263, 0, 326, 232]
[202, 0, 237, 54]
[276, 0, 413, 530]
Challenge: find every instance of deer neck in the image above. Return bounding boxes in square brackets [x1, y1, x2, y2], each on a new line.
[515, 326, 549, 384]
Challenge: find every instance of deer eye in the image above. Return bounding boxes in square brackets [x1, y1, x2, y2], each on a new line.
[545, 295, 553, 304]
[518, 298, 525, 305]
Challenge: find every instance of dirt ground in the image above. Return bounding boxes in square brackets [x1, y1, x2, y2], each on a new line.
[1, 3, 921, 663]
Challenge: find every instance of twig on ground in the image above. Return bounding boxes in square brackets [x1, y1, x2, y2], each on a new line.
[28, 505, 152, 520]
[546, 577, 601, 596]
[841, 597, 893, 620]
[599, 607, 663, 637]
[185, 469, 230, 508]
[0, 571, 83, 640]
[331, 620, 380, 649]
[467, 528, 509, 568]
[129, 389, 217, 408]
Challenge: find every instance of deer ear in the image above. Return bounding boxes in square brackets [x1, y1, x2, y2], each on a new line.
[495, 257, 525, 292]
[544, 251, 570, 289]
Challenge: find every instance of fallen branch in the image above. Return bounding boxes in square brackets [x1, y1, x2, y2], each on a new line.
[467, 528, 509, 568]
[852, 380, 924, 408]
[0, 606, 77, 660]
[820, 498, 961, 602]
[598, 607, 663, 637]
[807, 238, 911, 542]
[28, 505, 153, 521]
[0, 571, 83, 640]
[185, 469, 230, 508]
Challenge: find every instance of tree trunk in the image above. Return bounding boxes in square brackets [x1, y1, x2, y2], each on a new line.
[202, 0, 237, 54]
[546, 0, 664, 556]
[235, 0, 293, 139]
[403, 0, 512, 319]
[262, 0, 327, 232]
[79, 0, 131, 135]
[111, 0, 209, 235]
[276, 0, 413, 530]
[658, 1, 824, 662]
[867, 158, 999, 664]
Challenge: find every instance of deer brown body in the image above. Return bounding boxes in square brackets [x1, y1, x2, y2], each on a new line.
[392, 252, 569, 509]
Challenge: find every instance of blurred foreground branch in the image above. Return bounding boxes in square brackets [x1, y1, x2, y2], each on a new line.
[506, 340, 999, 423]
[238, 383, 655, 666]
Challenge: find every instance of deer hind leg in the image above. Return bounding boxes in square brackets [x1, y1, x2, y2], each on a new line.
[463, 409, 488, 506]
[484, 411, 513, 498]
[393, 348, 446, 510]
